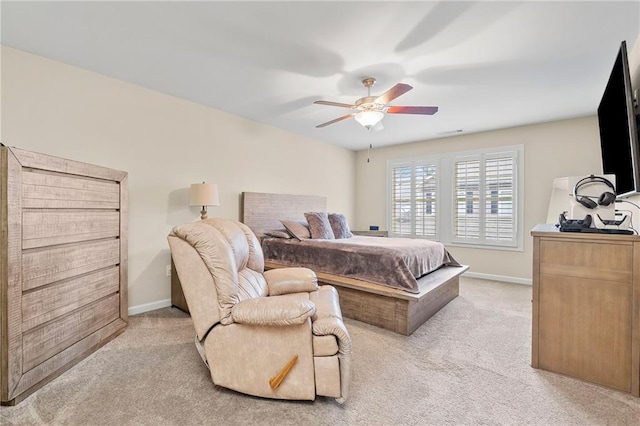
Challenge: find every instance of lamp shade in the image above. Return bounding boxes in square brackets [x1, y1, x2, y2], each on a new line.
[189, 183, 220, 207]
[354, 111, 384, 129]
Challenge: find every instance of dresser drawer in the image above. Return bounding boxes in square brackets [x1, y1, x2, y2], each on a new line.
[22, 210, 120, 249]
[22, 294, 120, 372]
[21, 239, 121, 291]
[539, 239, 633, 283]
[21, 170, 120, 209]
[22, 266, 120, 331]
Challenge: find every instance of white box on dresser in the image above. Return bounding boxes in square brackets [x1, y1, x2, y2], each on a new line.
[0, 146, 128, 405]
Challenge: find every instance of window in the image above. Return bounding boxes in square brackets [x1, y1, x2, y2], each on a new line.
[388, 146, 523, 250]
[453, 153, 517, 246]
[390, 161, 437, 237]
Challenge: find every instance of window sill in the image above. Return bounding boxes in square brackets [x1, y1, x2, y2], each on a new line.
[387, 234, 524, 252]
[447, 241, 524, 252]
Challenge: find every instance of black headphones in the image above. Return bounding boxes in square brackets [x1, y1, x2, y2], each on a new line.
[573, 175, 617, 209]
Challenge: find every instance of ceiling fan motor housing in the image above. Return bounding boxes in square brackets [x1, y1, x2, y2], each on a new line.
[355, 96, 384, 112]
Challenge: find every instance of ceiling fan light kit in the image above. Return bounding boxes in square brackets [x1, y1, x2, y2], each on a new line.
[354, 110, 384, 129]
[314, 77, 439, 130]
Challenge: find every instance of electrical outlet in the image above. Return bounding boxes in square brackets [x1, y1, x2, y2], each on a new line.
[165, 264, 171, 277]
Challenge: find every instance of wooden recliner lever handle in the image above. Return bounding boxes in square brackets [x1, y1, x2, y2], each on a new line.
[269, 355, 298, 390]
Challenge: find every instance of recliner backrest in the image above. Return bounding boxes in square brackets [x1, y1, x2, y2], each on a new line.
[167, 234, 221, 339]
[202, 219, 268, 303]
[169, 219, 268, 328]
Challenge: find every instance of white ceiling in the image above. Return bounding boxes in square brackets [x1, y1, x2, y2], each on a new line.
[2, 1, 640, 151]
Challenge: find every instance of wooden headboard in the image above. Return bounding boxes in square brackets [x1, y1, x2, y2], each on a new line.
[241, 192, 326, 236]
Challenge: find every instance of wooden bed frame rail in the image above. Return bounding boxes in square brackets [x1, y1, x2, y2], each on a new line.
[267, 262, 468, 335]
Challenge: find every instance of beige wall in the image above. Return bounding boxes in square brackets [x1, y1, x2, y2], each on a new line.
[356, 34, 640, 282]
[0, 47, 356, 311]
[355, 116, 602, 281]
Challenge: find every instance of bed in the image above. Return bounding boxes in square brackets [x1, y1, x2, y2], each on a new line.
[241, 192, 469, 335]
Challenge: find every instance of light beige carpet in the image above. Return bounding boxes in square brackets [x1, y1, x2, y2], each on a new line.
[2, 277, 640, 425]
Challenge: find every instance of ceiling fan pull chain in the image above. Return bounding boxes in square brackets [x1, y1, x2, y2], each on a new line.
[367, 144, 372, 163]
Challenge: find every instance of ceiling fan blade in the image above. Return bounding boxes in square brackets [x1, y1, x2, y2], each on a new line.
[375, 83, 413, 105]
[386, 106, 439, 115]
[316, 113, 356, 128]
[314, 100, 356, 109]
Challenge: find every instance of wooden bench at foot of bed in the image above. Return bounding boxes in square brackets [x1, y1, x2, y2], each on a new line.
[266, 262, 470, 336]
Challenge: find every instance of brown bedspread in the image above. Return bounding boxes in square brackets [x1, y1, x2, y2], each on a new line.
[261, 236, 461, 293]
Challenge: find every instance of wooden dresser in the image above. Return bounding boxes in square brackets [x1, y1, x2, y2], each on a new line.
[531, 224, 639, 396]
[1, 147, 128, 405]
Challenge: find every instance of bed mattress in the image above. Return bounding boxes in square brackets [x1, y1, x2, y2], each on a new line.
[261, 236, 460, 293]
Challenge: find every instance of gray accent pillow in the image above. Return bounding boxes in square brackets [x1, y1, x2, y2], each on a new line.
[263, 229, 293, 239]
[328, 213, 353, 239]
[281, 220, 311, 240]
[304, 212, 335, 239]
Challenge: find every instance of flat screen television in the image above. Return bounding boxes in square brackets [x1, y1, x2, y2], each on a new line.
[597, 40, 640, 198]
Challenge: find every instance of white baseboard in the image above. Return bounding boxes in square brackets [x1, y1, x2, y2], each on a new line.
[128, 299, 172, 316]
[127, 273, 531, 315]
[463, 271, 532, 286]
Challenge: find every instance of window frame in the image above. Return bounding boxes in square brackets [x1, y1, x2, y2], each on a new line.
[387, 145, 524, 251]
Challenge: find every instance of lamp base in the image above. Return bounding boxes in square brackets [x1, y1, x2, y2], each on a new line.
[200, 207, 208, 220]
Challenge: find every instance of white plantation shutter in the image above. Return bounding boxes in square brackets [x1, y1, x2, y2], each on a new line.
[485, 156, 515, 242]
[415, 163, 437, 237]
[453, 152, 517, 246]
[388, 146, 521, 249]
[454, 159, 480, 240]
[391, 164, 412, 235]
[389, 161, 437, 237]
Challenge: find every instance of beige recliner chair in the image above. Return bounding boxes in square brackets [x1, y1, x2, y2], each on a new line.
[167, 218, 351, 403]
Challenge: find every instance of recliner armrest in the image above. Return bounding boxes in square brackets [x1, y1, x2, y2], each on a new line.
[231, 295, 316, 326]
[264, 267, 318, 296]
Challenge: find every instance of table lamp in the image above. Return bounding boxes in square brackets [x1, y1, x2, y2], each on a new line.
[189, 182, 220, 220]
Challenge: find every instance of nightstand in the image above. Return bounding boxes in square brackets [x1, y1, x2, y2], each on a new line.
[171, 257, 190, 314]
[352, 230, 388, 237]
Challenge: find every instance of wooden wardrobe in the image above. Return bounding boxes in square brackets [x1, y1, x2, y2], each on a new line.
[1, 146, 128, 405]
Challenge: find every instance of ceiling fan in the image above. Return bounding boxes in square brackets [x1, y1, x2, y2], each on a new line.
[314, 77, 438, 131]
